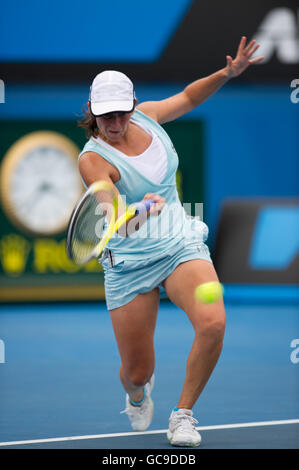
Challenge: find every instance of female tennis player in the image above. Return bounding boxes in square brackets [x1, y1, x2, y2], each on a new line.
[78, 37, 263, 447]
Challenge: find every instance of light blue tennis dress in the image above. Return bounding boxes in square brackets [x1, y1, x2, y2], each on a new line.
[78, 109, 212, 310]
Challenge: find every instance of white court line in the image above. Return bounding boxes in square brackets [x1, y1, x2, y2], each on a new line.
[0, 418, 298, 447]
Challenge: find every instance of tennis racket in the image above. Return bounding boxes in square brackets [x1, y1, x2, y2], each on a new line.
[66, 180, 155, 265]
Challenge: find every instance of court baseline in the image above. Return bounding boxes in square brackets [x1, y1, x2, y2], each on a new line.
[0, 418, 298, 447]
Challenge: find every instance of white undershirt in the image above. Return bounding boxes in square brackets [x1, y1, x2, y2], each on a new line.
[94, 120, 168, 185]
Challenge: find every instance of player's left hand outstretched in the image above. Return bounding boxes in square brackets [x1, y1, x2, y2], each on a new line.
[225, 36, 264, 78]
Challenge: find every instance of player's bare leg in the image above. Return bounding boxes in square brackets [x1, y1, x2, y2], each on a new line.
[163, 259, 225, 445]
[109, 288, 159, 401]
[109, 288, 159, 431]
[163, 259, 226, 409]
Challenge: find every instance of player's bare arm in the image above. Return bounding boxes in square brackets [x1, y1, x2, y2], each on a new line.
[79, 151, 120, 187]
[138, 36, 264, 125]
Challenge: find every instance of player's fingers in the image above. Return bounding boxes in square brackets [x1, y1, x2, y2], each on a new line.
[236, 36, 247, 55]
[244, 39, 256, 54]
[143, 193, 157, 200]
[143, 193, 165, 204]
[143, 193, 165, 215]
[249, 56, 264, 64]
[247, 43, 260, 57]
[152, 199, 166, 213]
[149, 204, 164, 216]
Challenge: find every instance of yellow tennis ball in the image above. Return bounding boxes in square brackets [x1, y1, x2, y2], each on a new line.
[194, 281, 224, 304]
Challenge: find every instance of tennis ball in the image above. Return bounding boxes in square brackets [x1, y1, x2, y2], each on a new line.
[194, 281, 224, 304]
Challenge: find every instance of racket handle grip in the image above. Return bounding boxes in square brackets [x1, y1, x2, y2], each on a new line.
[134, 198, 155, 214]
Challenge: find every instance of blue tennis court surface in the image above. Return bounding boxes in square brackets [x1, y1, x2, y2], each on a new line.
[0, 299, 298, 448]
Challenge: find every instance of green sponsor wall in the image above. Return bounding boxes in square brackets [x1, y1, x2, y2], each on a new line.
[0, 119, 204, 302]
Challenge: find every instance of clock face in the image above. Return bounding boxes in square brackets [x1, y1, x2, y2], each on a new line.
[0, 131, 83, 235]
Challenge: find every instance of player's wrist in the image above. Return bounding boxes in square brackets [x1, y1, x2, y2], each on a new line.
[220, 67, 232, 81]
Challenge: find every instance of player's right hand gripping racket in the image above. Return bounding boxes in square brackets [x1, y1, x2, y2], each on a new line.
[66, 180, 155, 265]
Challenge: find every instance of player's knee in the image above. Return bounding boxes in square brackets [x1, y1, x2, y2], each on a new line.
[197, 313, 226, 342]
[205, 318, 225, 341]
[124, 364, 154, 388]
[128, 372, 152, 388]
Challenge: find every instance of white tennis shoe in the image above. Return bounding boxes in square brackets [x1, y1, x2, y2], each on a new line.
[120, 374, 155, 431]
[167, 409, 202, 447]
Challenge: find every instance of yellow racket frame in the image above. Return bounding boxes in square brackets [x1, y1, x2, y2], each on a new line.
[88, 180, 137, 259]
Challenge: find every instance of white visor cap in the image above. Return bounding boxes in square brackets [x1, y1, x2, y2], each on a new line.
[90, 71, 136, 116]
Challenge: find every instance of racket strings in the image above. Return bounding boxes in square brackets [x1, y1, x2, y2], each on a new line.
[71, 193, 107, 261]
